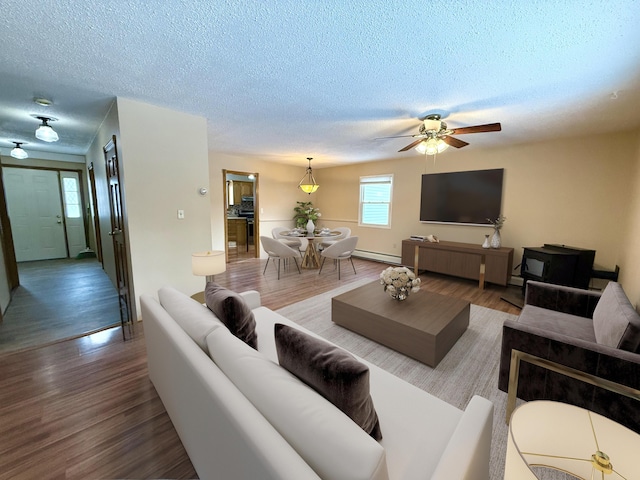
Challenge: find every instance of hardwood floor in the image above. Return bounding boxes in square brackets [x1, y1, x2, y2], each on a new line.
[219, 255, 522, 314]
[0, 256, 522, 479]
[0, 258, 121, 355]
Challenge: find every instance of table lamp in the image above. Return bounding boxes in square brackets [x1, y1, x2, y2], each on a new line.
[192, 250, 226, 285]
[505, 400, 639, 479]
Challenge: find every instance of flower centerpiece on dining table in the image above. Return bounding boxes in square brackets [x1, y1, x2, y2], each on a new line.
[379, 266, 421, 301]
[293, 201, 321, 230]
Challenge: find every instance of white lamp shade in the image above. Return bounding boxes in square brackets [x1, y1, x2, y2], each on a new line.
[35, 124, 59, 142]
[506, 401, 639, 479]
[10, 145, 28, 159]
[192, 251, 226, 276]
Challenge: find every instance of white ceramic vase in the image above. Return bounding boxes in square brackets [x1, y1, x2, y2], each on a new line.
[482, 234, 490, 249]
[306, 219, 315, 235]
[490, 229, 501, 248]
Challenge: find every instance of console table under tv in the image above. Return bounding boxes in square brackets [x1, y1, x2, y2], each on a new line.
[401, 239, 514, 289]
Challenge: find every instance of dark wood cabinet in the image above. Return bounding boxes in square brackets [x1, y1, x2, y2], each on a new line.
[401, 239, 514, 288]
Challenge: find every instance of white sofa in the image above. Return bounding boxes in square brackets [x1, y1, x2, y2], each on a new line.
[140, 286, 493, 480]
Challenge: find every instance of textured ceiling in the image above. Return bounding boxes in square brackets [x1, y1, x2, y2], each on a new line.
[1, 0, 640, 167]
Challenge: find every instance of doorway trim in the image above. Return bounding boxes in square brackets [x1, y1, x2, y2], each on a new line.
[222, 170, 260, 261]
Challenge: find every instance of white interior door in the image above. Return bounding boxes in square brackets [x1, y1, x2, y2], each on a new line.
[60, 171, 87, 258]
[3, 167, 67, 262]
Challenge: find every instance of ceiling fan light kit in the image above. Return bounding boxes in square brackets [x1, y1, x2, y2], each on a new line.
[298, 157, 319, 194]
[35, 116, 59, 142]
[10, 142, 28, 159]
[394, 113, 501, 155]
[416, 137, 449, 155]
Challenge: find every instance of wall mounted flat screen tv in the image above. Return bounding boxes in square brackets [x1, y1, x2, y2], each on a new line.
[420, 168, 504, 226]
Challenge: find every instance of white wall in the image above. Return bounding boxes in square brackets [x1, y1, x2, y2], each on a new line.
[116, 98, 211, 312]
[85, 98, 211, 318]
[617, 134, 640, 307]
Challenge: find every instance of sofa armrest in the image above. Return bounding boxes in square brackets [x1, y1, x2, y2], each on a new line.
[498, 318, 640, 432]
[240, 290, 262, 310]
[525, 280, 601, 318]
[430, 395, 493, 480]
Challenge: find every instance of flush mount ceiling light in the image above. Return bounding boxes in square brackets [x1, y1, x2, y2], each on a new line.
[35, 116, 59, 142]
[10, 142, 28, 159]
[298, 157, 319, 194]
[34, 97, 54, 107]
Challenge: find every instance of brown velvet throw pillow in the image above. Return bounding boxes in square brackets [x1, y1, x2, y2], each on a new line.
[205, 282, 257, 349]
[274, 323, 382, 440]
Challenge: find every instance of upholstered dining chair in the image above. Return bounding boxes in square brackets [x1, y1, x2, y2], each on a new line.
[318, 227, 351, 251]
[318, 236, 358, 279]
[260, 236, 301, 279]
[272, 226, 304, 255]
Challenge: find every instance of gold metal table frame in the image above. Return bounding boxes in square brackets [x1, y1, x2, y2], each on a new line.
[282, 231, 340, 269]
[506, 349, 640, 424]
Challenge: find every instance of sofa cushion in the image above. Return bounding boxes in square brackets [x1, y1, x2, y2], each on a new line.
[275, 323, 382, 440]
[205, 282, 258, 349]
[518, 305, 597, 343]
[593, 282, 640, 352]
[207, 327, 388, 480]
[158, 286, 224, 352]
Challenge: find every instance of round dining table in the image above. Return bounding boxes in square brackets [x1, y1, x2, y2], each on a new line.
[281, 229, 340, 269]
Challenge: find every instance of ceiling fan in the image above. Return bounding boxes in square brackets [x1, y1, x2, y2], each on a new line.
[387, 114, 502, 153]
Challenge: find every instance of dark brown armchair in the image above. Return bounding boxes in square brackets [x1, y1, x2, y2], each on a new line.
[498, 280, 640, 433]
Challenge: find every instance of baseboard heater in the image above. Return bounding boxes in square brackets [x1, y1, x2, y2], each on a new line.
[353, 249, 402, 265]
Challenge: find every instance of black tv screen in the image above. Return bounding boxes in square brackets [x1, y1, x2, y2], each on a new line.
[420, 168, 504, 225]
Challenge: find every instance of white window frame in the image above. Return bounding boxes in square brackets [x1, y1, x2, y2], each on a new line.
[359, 174, 393, 228]
[61, 174, 82, 218]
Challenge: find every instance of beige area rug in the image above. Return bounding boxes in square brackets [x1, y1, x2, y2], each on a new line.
[276, 280, 570, 480]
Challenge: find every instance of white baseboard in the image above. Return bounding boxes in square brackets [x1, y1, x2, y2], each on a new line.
[354, 251, 525, 290]
[353, 250, 402, 265]
[509, 276, 524, 287]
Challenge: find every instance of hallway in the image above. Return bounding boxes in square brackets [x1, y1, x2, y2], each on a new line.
[0, 258, 121, 355]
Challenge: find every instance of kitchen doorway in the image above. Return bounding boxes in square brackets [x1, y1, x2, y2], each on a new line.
[223, 170, 259, 263]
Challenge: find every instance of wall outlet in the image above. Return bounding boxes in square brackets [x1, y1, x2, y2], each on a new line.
[177, 209, 185, 219]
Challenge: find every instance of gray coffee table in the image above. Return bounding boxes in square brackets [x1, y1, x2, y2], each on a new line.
[332, 281, 470, 367]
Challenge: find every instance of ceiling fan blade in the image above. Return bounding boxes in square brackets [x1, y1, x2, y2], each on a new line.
[450, 123, 502, 135]
[442, 136, 469, 148]
[398, 138, 425, 152]
[375, 134, 419, 140]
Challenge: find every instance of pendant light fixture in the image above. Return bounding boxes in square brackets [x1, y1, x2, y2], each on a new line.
[298, 157, 319, 194]
[10, 142, 28, 159]
[35, 116, 59, 142]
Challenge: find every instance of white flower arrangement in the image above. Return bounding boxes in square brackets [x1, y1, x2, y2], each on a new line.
[379, 266, 421, 301]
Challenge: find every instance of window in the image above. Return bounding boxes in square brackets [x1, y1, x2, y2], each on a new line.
[359, 175, 393, 228]
[62, 176, 81, 218]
